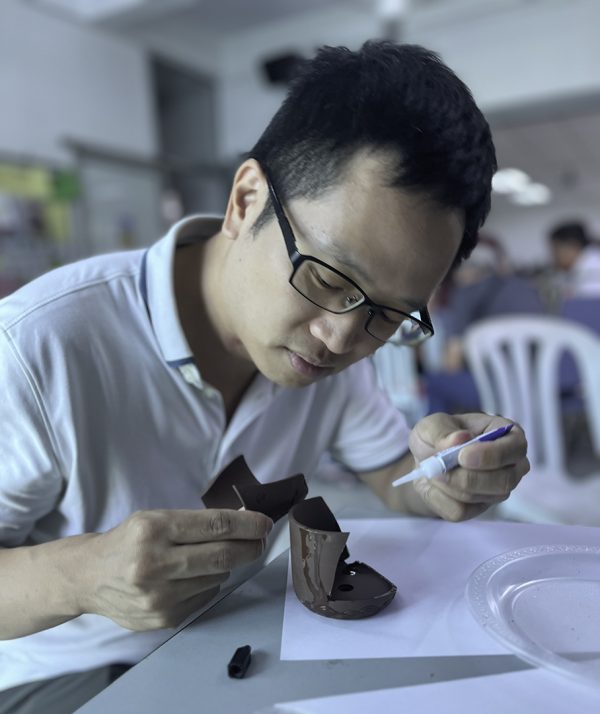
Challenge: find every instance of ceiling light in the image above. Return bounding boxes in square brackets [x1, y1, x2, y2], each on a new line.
[376, 0, 411, 19]
[492, 168, 531, 194]
[510, 183, 552, 206]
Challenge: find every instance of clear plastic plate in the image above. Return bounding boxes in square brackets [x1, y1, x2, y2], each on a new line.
[466, 544, 600, 689]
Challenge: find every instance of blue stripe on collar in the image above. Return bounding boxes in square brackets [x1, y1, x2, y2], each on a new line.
[166, 357, 196, 368]
[139, 250, 151, 323]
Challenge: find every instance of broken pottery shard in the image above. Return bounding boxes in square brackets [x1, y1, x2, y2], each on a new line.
[202, 455, 308, 522]
[289, 496, 397, 619]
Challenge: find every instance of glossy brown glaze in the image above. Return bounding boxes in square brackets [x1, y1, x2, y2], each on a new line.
[289, 497, 397, 619]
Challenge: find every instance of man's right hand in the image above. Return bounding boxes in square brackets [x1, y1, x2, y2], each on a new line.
[79, 508, 273, 631]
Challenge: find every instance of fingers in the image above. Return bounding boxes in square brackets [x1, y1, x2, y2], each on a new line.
[458, 423, 528, 472]
[166, 538, 268, 579]
[170, 577, 227, 602]
[125, 583, 224, 631]
[122, 510, 271, 581]
[165, 509, 273, 544]
[443, 458, 529, 498]
[409, 412, 475, 456]
[413, 477, 490, 522]
[164, 585, 224, 630]
[413, 456, 530, 520]
[410, 413, 525, 464]
[89, 508, 274, 632]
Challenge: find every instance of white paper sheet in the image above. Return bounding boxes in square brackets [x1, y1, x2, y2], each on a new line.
[261, 668, 600, 714]
[280, 518, 600, 660]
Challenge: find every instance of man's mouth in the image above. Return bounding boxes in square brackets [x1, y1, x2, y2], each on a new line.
[287, 350, 335, 378]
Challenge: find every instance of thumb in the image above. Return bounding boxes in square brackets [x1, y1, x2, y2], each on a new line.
[437, 429, 473, 451]
[410, 413, 473, 460]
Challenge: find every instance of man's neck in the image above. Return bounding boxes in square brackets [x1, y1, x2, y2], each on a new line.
[173, 237, 257, 420]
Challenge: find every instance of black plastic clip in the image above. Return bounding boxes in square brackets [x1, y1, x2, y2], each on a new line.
[227, 644, 252, 678]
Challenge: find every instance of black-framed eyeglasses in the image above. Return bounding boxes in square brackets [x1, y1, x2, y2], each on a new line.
[265, 173, 434, 346]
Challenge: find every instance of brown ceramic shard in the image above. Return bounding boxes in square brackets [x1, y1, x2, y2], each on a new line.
[289, 496, 397, 619]
[202, 456, 308, 522]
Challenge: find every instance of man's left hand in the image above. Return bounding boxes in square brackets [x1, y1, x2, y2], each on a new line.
[408, 412, 529, 521]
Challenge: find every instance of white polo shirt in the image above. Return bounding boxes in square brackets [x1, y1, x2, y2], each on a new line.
[571, 246, 600, 297]
[0, 215, 409, 690]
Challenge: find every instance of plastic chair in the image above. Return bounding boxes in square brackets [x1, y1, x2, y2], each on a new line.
[463, 315, 600, 525]
[559, 297, 600, 396]
[371, 343, 426, 427]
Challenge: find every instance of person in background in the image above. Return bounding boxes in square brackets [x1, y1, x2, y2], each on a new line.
[0, 42, 529, 713]
[547, 221, 600, 402]
[548, 221, 600, 300]
[425, 236, 545, 413]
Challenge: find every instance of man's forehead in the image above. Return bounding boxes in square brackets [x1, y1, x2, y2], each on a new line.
[308, 231, 425, 311]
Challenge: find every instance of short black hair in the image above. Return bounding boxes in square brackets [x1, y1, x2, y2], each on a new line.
[248, 40, 496, 262]
[549, 221, 589, 248]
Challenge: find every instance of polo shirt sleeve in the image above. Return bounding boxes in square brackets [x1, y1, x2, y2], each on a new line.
[0, 328, 63, 546]
[327, 359, 411, 472]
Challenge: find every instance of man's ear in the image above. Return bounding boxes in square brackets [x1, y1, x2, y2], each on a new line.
[222, 159, 267, 240]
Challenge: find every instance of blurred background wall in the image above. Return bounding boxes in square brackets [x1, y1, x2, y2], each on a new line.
[0, 0, 599, 285]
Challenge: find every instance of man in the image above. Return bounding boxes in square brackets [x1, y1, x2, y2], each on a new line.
[0, 41, 528, 711]
[548, 220, 600, 299]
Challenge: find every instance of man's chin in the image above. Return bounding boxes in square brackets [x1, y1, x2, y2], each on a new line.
[262, 367, 322, 389]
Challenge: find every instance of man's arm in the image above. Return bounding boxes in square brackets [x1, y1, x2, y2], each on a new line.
[358, 412, 530, 522]
[0, 537, 94, 639]
[0, 509, 272, 640]
[357, 453, 438, 516]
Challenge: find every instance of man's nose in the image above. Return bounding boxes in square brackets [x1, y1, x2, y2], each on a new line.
[309, 309, 367, 355]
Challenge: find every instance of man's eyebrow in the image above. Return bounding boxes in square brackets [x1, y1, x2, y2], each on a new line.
[326, 243, 373, 285]
[315, 237, 425, 312]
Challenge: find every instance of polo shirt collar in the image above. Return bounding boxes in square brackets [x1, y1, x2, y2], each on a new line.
[142, 214, 222, 366]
